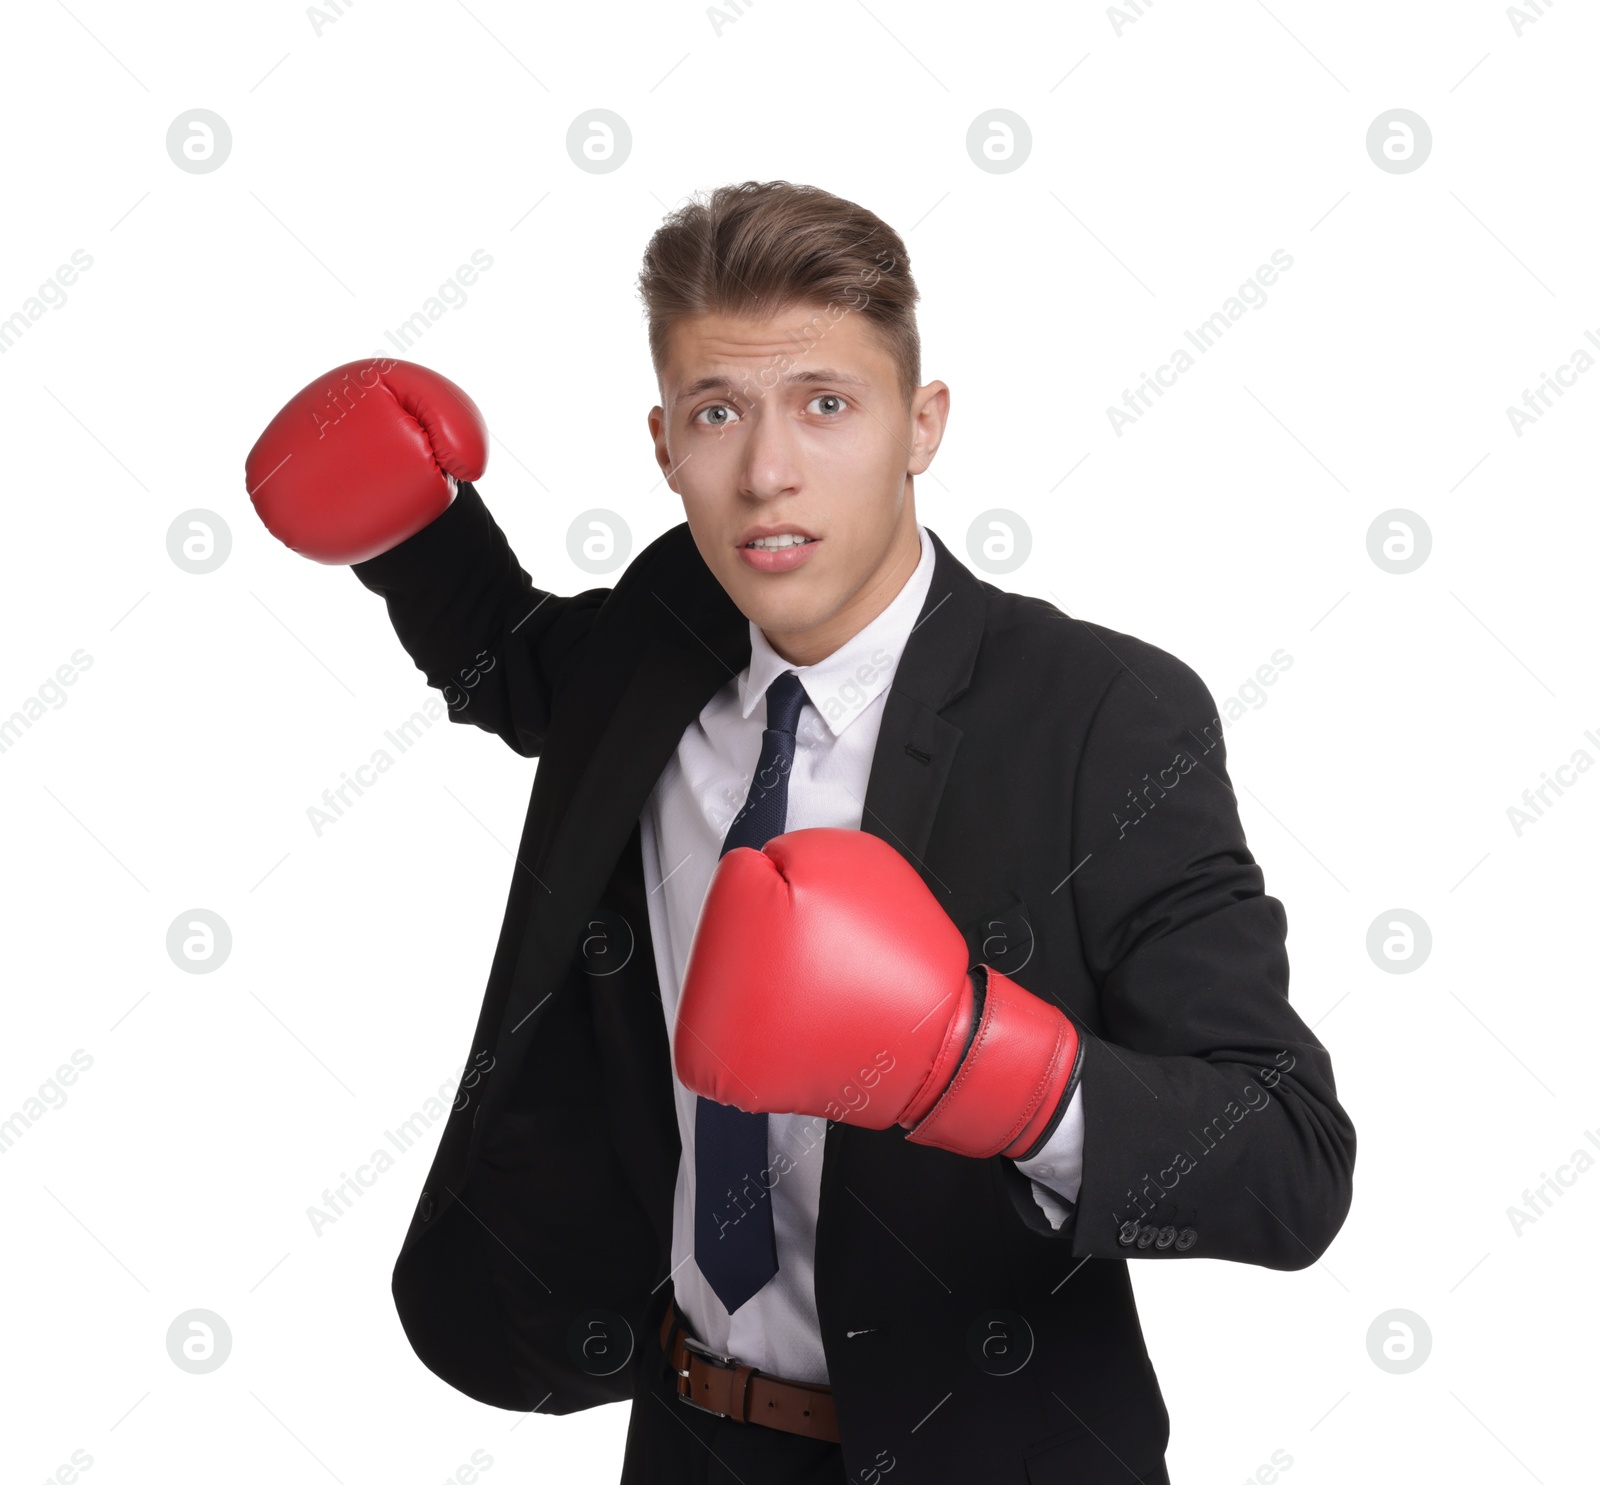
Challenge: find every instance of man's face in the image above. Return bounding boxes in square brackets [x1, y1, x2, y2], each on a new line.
[648, 303, 947, 668]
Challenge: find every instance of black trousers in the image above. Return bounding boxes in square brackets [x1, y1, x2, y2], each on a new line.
[619, 1287, 846, 1484]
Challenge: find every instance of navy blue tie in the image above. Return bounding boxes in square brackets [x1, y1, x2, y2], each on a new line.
[692, 669, 809, 1315]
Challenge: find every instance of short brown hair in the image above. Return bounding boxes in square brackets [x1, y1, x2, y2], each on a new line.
[637, 180, 921, 412]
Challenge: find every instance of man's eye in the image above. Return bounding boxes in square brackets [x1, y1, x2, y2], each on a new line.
[694, 395, 846, 425]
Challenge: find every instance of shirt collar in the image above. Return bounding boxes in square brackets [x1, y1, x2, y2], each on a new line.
[738, 524, 936, 738]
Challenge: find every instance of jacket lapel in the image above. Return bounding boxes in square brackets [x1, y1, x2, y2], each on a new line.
[530, 582, 752, 924]
[854, 526, 986, 910]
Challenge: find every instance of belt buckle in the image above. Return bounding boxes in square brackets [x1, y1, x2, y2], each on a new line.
[674, 1332, 743, 1419]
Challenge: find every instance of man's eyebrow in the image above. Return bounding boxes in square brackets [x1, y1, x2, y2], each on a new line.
[677, 368, 873, 399]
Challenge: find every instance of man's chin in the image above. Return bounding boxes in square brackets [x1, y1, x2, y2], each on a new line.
[728, 585, 834, 639]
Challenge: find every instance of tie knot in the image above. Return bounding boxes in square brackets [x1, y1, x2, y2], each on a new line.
[764, 671, 807, 737]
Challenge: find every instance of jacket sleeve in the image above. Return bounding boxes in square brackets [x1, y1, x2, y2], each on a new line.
[349, 481, 609, 758]
[1058, 650, 1356, 1269]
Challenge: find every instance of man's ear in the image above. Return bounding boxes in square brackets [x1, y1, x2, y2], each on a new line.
[907, 381, 950, 477]
[647, 405, 676, 492]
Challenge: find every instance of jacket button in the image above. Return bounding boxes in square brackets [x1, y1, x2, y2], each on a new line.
[417, 1192, 435, 1222]
[1175, 1227, 1197, 1251]
[1155, 1226, 1176, 1249]
[1118, 1220, 1141, 1246]
[1136, 1224, 1157, 1249]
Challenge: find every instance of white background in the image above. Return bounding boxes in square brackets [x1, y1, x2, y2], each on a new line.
[2, 1, 1596, 1481]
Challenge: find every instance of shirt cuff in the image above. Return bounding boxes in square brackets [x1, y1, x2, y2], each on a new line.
[1011, 1082, 1084, 1228]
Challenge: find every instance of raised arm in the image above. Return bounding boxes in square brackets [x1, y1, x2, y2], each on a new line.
[245, 357, 607, 756]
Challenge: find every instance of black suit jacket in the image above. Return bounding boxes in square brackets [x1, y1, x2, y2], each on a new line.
[350, 482, 1355, 1484]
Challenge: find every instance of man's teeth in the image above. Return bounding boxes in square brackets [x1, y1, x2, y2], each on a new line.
[746, 535, 812, 549]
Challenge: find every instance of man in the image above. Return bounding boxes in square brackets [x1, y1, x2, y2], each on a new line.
[245, 180, 1355, 1484]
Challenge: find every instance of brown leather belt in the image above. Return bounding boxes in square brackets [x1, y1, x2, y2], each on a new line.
[658, 1298, 840, 1444]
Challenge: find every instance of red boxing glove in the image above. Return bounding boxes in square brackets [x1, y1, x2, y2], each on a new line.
[674, 827, 1083, 1161]
[244, 358, 488, 565]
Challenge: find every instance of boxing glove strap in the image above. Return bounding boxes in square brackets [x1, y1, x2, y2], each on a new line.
[903, 966, 1082, 1161]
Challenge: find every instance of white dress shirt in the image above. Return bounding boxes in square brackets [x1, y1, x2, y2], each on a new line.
[637, 522, 1085, 1385]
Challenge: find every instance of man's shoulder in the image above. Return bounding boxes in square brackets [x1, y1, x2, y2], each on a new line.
[556, 522, 731, 667]
[608, 520, 726, 617]
[975, 583, 1213, 711]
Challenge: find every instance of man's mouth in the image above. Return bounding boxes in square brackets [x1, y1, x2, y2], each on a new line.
[743, 534, 815, 550]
